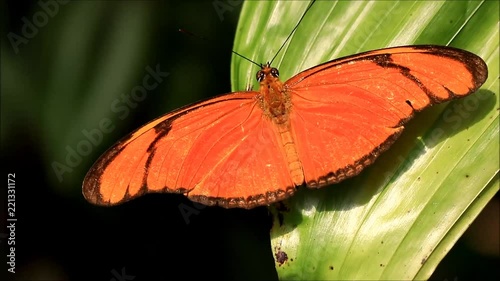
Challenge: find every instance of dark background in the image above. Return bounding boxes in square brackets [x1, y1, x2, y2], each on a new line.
[1, 1, 498, 281]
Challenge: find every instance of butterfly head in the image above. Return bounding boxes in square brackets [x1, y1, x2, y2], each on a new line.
[256, 62, 280, 83]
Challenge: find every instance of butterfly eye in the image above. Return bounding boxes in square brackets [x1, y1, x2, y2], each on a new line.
[271, 68, 279, 78]
[256, 70, 265, 82]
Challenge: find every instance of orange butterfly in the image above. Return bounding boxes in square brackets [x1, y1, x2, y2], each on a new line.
[82, 44, 488, 209]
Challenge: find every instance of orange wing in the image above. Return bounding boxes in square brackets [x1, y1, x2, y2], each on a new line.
[83, 92, 296, 208]
[285, 45, 488, 187]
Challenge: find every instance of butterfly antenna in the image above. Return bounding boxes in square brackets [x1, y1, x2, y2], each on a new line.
[269, 0, 316, 65]
[179, 28, 261, 68]
[232, 50, 262, 68]
[178, 28, 208, 40]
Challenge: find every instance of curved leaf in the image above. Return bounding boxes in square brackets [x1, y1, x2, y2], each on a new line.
[231, 1, 499, 280]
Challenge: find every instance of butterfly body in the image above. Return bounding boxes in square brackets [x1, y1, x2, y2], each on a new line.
[83, 45, 487, 209]
[256, 63, 305, 187]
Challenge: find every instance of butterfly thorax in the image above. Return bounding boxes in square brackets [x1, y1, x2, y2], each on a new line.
[256, 64, 292, 125]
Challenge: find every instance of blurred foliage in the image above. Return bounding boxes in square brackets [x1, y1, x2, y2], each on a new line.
[2, 1, 240, 196]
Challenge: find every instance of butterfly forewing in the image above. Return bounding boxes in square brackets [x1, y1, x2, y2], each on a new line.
[285, 45, 488, 188]
[83, 92, 296, 208]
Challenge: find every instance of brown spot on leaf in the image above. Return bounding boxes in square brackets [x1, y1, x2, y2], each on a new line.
[275, 250, 288, 266]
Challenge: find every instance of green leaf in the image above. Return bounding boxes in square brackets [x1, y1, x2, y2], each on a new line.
[231, 1, 499, 280]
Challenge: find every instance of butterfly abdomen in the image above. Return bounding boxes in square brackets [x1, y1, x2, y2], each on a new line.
[276, 122, 305, 186]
